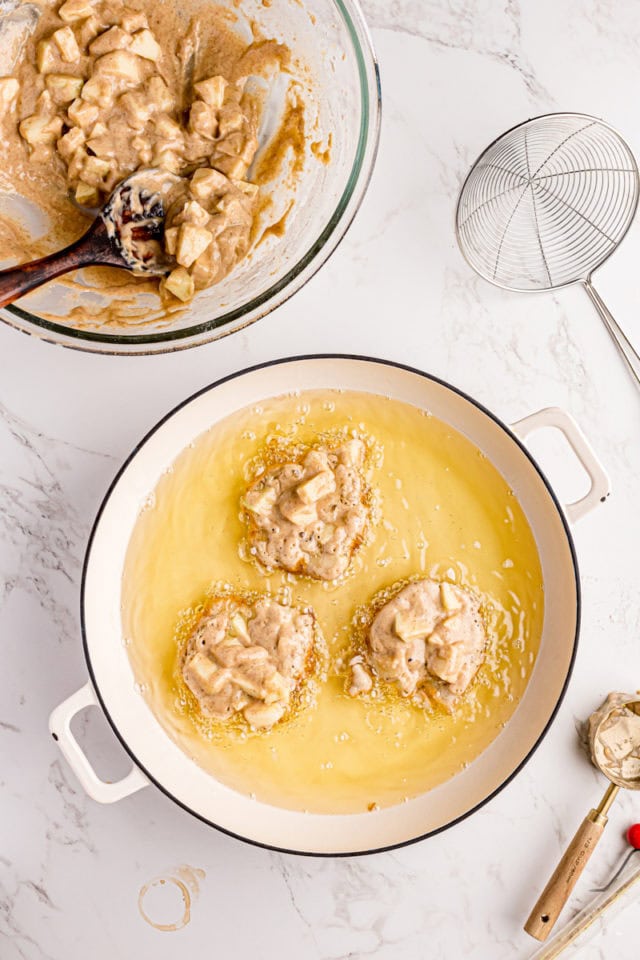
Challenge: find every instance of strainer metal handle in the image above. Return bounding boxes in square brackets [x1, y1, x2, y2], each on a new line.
[583, 280, 640, 388]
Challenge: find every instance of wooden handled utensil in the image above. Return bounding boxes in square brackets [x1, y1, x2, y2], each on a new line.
[0, 169, 177, 309]
[525, 697, 640, 941]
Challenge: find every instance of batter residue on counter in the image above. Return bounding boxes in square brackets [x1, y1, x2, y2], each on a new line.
[0, 0, 307, 314]
[122, 391, 545, 814]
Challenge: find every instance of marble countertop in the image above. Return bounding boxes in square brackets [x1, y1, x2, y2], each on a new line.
[3, 0, 640, 957]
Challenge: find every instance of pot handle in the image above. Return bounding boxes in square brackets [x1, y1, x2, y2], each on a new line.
[510, 407, 610, 523]
[49, 682, 149, 803]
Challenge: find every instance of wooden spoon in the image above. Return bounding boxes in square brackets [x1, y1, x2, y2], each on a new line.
[0, 169, 178, 309]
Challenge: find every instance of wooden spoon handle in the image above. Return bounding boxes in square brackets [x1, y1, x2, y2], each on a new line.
[524, 811, 608, 941]
[0, 235, 99, 309]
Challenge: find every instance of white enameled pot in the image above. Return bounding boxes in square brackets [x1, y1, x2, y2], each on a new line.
[49, 356, 609, 856]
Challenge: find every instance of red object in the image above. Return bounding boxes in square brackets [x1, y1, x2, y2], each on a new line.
[626, 823, 640, 849]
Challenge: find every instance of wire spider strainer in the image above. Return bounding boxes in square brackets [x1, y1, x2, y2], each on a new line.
[456, 113, 640, 388]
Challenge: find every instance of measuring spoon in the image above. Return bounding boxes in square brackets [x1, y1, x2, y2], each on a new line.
[525, 695, 640, 941]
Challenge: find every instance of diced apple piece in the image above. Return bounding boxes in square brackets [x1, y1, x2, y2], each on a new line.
[163, 226, 178, 255]
[179, 199, 209, 228]
[153, 148, 182, 174]
[338, 438, 365, 467]
[34, 89, 55, 114]
[228, 612, 251, 643]
[189, 99, 217, 139]
[189, 166, 228, 199]
[243, 486, 277, 518]
[94, 50, 144, 83]
[19, 113, 63, 146]
[184, 652, 220, 691]
[224, 663, 264, 699]
[175, 224, 213, 268]
[75, 179, 100, 206]
[80, 75, 113, 107]
[189, 252, 222, 290]
[162, 266, 194, 302]
[194, 75, 227, 108]
[119, 90, 152, 126]
[67, 96, 98, 128]
[204, 665, 233, 695]
[217, 104, 245, 137]
[45, 117, 65, 140]
[53, 26, 81, 63]
[211, 153, 247, 180]
[162, 266, 195, 301]
[36, 39, 57, 74]
[128, 28, 161, 62]
[243, 700, 285, 729]
[214, 130, 245, 160]
[216, 194, 252, 227]
[217, 630, 244, 653]
[66, 146, 88, 179]
[19, 114, 46, 144]
[131, 135, 152, 164]
[0, 77, 19, 114]
[45, 73, 83, 103]
[57, 125, 85, 160]
[145, 75, 173, 111]
[439, 582, 461, 613]
[89, 26, 131, 55]
[121, 11, 148, 32]
[263, 671, 290, 705]
[201, 212, 226, 239]
[318, 522, 335, 545]
[428, 645, 464, 686]
[394, 612, 431, 642]
[58, 0, 94, 23]
[153, 113, 182, 139]
[232, 179, 259, 198]
[86, 134, 113, 158]
[278, 496, 317, 526]
[297, 470, 336, 504]
[82, 154, 111, 185]
[190, 244, 221, 289]
[76, 15, 101, 47]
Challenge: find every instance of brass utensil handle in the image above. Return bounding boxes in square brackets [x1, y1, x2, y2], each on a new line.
[525, 811, 607, 942]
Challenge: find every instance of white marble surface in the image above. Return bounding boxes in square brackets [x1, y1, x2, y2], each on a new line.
[3, 1, 640, 957]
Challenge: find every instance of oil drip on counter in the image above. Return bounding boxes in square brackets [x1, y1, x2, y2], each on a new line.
[138, 865, 205, 932]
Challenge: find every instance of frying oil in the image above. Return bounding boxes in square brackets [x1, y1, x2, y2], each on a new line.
[122, 390, 544, 813]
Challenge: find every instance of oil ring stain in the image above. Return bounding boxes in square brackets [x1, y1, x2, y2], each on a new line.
[138, 866, 205, 932]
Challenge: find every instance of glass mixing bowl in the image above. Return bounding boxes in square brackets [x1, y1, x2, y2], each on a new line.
[0, 0, 380, 354]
